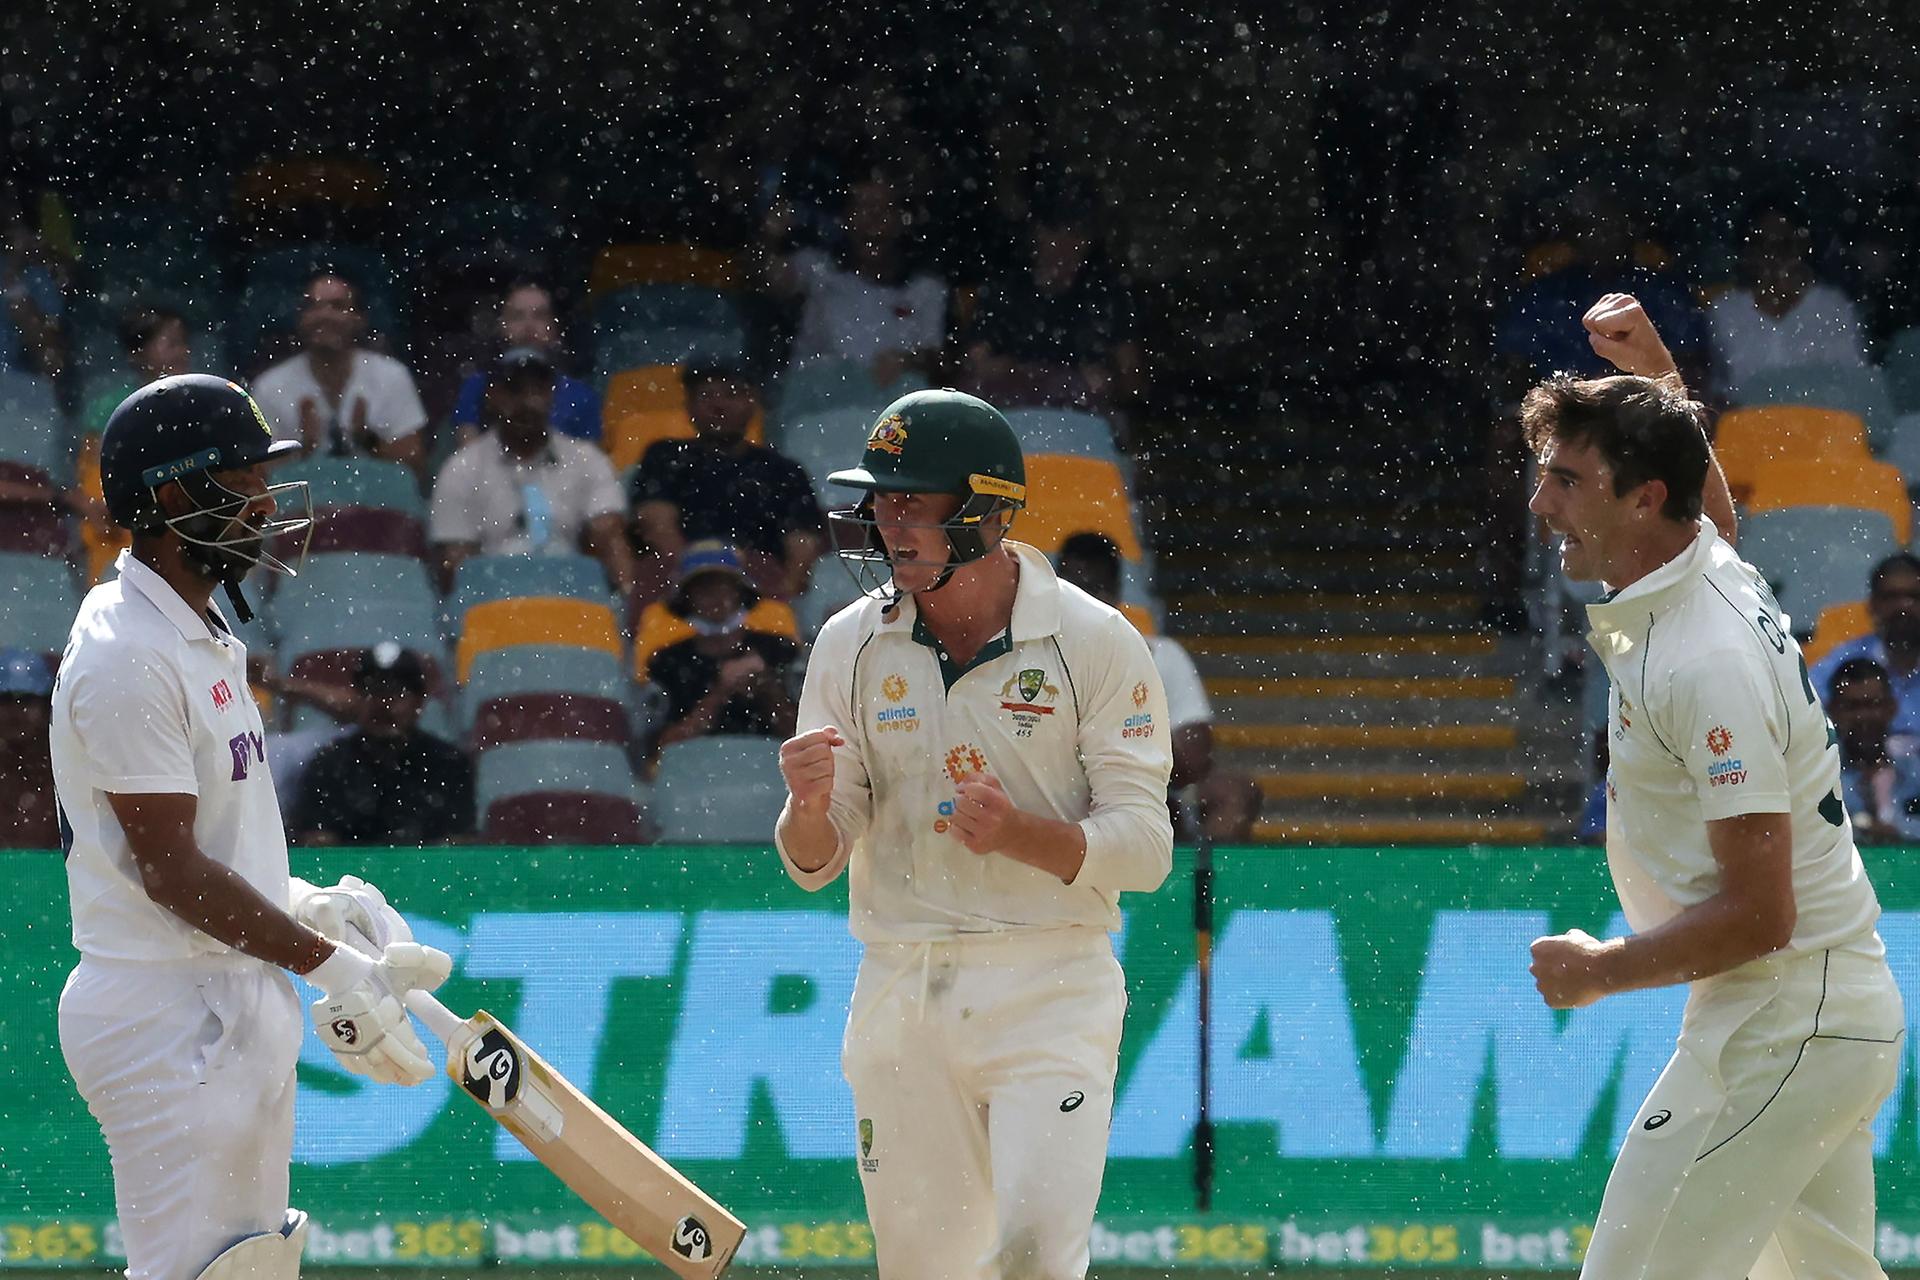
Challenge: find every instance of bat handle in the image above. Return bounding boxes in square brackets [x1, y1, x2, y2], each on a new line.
[405, 988, 467, 1047]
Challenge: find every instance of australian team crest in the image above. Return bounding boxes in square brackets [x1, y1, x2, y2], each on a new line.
[1018, 668, 1045, 703]
[868, 414, 909, 455]
[998, 668, 1059, 736]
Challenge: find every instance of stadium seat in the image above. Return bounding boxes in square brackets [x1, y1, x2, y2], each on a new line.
[450, 554, 612, 625]
[632, 599, 798, 680]
[1881, 414, 1920, 498]
[0, 554, 78, 655]
[455, 596, 622, 683]
[0, 505, 71, 557]
[1745, 458, 1912, 545]
[299, 506, 428, 560]
[793, 566, 863, 640]
[1737, 507, 1899, 634]
[589, 245, 740, 295]
[1713, 406, 1869, 503]
[1884, 326, 1920, 414]
[0, 371, 66, 482]
[1804, 601, 1871, 666]
[776, 407, 884, 502]
[471, 691, 631, 753]
[1118, 602, 1158, 635]
[652, 735, 786, 843]
[279, 456, 425, 516]
[771, 359, 929, 425]
[594, 326, 747, 382]
[1013, 454, 1144, 559]
[478, 740, 645, 844]
[600, 366, 765, 471]
[461, 645, 630, 731]
[594, 284, 743, 334]
[1004, 409, 1121, 462]
[271, 552, 434, 619]
[1732, 362, 1898, 447]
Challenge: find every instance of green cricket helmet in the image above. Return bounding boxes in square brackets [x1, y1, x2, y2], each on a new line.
[827, 389, 1026, 600]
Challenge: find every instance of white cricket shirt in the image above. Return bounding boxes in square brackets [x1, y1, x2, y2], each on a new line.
[777, 542, 1174, 942]
[52, 551, 291, 960]
[1587, 518, 1881, 958]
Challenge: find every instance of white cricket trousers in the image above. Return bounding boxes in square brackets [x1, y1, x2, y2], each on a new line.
[1582, 945, 1905, 1280]
[58, 954, 304, 1280]
[843, 927, 1127, 1280]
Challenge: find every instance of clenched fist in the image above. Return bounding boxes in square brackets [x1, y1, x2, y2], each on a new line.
[780, 726, 845, 809]
[1529, 928, 1615, 1009]
[951, 772, 1016, 855]
[1582, 293, 1680, 379]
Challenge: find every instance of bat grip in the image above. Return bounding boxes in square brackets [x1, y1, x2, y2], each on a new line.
[405, 989, 467, 1046]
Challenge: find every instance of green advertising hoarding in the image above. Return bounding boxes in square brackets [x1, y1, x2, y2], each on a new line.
[6, 845, 1920, 1271]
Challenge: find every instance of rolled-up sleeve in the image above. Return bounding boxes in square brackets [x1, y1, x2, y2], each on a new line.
[775, 617, 873, 890]
[1070, 612, 1174, 894]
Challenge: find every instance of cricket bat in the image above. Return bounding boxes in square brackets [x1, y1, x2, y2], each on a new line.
[404, 989, 746, 1280]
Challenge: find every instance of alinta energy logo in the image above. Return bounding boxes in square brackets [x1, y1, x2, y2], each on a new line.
[1704, 726, 1746, 788]
[875, 673, 918, 733]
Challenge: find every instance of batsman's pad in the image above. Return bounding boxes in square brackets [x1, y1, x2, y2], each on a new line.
[195, 1209, 308, 1280]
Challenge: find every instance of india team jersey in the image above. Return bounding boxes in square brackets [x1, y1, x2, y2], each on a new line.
[52, 551, 290, 961]
[777, 542, 1175, 942]
[1587, 518, 1881, 957]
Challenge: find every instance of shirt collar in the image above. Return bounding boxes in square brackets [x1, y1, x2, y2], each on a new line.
[1585, 517, 1719, 639]
[873, 541, 1065, 641]
[115, 549, 229, 643]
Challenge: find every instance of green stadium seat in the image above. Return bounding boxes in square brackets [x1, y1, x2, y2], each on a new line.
[652, 735, 787, 843]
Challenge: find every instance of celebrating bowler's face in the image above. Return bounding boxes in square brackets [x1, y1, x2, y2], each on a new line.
[872, 491, 964, 596]
[1530, 437, 1640, 583]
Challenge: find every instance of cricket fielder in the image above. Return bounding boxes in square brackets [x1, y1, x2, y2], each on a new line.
[1526, 299, 1905, 1279]
[775, 390, 1173, 1280]
[53, 376, 451, 1280]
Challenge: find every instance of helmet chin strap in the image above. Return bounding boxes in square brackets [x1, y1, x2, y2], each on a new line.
[175, 535, 259, 623]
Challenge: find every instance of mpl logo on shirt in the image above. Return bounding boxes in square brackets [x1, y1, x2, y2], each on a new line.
[227, 730, 265, 782]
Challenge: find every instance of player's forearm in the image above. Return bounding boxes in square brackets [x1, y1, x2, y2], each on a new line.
[776, 798, 841, 876]
[1594, 890, 1796, 993]
[993, 809, 1087, 883]
[142, 846, 335, 972]
[1704, 452, 1737, 546]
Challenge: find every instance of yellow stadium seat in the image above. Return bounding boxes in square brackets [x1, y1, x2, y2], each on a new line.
[1746, 458, 1913, 545]
[457, 596, 623, 684]
[1804, 601, 1871, 666]
[602, 365, 766, 473]
[590, 244, 740, 295]
[1715, 406, 1870, 504]
[1118, 602, 1157, 635]
[1014, 454, 1143, 559]
[632, 600, 800, 679]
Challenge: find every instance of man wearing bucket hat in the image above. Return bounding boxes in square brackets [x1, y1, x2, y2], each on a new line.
[649, 541, 800, 754]
[775, 388, 1173, 1279]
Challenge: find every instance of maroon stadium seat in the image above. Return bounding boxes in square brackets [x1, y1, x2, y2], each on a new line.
[472, 692, 630, 753]
[485, 792, 645, 844]
[297, 506, 428, 559]
[0, 504, 71, 556]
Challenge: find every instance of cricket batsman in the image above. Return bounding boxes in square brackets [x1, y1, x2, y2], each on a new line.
[52, 376, 452, 1280]
[775, 389, 1173, 1280]
[1527, 298, 1905, 1279]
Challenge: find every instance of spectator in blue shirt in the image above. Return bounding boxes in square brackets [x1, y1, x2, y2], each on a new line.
[452, 280, 601, 444]
[1811, 553, 1920, 756]
[1825, 657, 1920, 844]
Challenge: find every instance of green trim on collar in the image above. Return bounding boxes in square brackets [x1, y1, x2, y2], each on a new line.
[912, 613, 1012, 691]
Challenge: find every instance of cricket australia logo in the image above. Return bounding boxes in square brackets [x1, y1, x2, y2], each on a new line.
[867, 414, 909, 455]
[998, 668, 1058, 736]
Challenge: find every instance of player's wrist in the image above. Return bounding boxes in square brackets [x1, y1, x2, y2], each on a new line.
[304, 938, 378, 995]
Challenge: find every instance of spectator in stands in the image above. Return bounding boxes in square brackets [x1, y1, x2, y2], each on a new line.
[250, 270, 429, 478]
[1811, 553, 1920, 755]
[430, 346, 636, 597]
[0, 647, 56, 848]
[451, 279, 600, 446]
[290, 645, 474, 846]
[629, 364, 826, 597]
[1825, 658, 1919, 844]
[1707, 201, 1871, 393]
[0, 193, 64, 378]
[961, 177, 1144, 414]
[646, 544, 799, 755]
[1056, 532, 1214, 789]
[71, 304, 194, 581]
[763, 170, 949, 381]
[1493, 184, 1710, 396]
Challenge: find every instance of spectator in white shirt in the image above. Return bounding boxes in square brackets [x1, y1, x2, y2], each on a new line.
[762, 170, 949, 384]
[250, 271, 430, 480]
[429, 347, 636, 599]
[1707, 204, 1870, 394]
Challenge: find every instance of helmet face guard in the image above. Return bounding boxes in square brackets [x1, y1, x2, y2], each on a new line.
[162, 468, 315, 585]
[829, 473, 1025, 602]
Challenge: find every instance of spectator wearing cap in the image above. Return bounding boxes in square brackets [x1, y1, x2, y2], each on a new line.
[250, 270, 430, 480]
[629, 364, 826, 598]
[430, 346, 637, 598]
[451, 280, 601, 446]
[646, 543, 799, 757]
[761, 169, 950, 383]
[1810, 553, 1920, 756]
[961, 178, 1144, 414]
[0, 647, 55, 848]
[70, 304, 195, 582]
[1825, 657, 1920, 844]
[290, 645, 474, 846]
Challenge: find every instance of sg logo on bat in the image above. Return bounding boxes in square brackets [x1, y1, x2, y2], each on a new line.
[671, 1215, 713, 1261]
[461, 1028, 523, 1109]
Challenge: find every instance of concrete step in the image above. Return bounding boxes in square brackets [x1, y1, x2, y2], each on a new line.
[1179, 633, 1498, 658]
[1171, 592, 1483, 617]
[1169, 608, 1487, 636]
[1256, 771, 1529, 803]
[1215, 723, 1519, 751]
[1213, 693, 1523, 727]
[1191, 638, 1530, 680]
[1250, 817, 1552, 845]
[1206, 675, 1516, 699]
